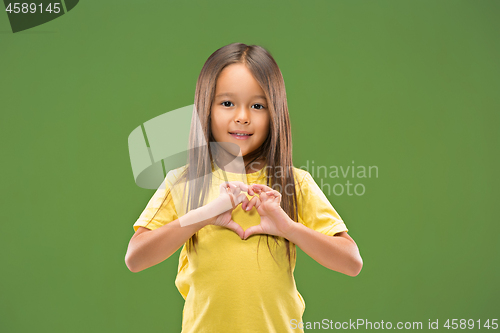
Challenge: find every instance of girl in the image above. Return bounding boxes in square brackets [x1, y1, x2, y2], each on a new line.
[125, 43, 363, 333]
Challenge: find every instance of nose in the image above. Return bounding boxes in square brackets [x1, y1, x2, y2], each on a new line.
[234, 106, 250, 125]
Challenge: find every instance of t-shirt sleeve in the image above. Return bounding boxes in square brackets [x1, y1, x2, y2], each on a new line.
[297, 171, 348, 236]
[132, 171, 179, 232]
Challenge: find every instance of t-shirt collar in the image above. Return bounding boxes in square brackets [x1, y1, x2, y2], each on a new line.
[211, 161, 267, 183]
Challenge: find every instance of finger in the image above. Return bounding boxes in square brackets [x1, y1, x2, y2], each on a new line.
[247, 184, 255, 196]
[270, 190, 281, 198]
[221, 182, 237, 196]
[239, 194, 250, 210]
[230, 181, 249, 193]
[250, 185, 262, 194]
[254, 196, 262, 210]
[243, 224, 265, 240]
[259, 191, 270, 201]
[253, 188, 271, 199]
[265, 190, 280, 199]
[235, 193, 249, 206]
[274, 191, 282, 203]
[221, 182, 229, 193]
[249, 185, 261, 193]
[226, 181, 248, 195]
[225, 183, 237, 208]
[245, 196, 259, 211]
[227, 182, 238, 193]
[251, 184, 274, 193]
[225, 220, 245, 239]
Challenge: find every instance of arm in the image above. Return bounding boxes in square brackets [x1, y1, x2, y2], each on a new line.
[125, 181, 249, 273]
[125, 206, 211, 273]
[280, 211, 363, 277]
[243, 184, 363, 277]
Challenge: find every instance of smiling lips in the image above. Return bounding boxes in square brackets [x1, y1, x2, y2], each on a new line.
[229, 132, 253, 140]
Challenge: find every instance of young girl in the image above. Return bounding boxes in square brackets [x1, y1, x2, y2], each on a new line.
[125, 43, 363, 333]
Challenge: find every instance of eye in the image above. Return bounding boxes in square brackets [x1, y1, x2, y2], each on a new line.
[221, 101, 234, 107]
[252, 104, 265, 110]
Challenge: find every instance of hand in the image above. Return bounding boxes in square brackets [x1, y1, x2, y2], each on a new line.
[203, 181, 250, 239]
[242, 184, 294, 240]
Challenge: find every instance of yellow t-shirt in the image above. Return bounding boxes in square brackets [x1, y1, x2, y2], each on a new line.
[133, 164, 348, 333]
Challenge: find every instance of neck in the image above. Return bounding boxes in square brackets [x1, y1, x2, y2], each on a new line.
[213, 157, 265, 174]
[243, 157, 266, 173]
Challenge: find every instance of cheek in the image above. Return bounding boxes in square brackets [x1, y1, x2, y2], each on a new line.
[258, 115, 271, 138]
[210, 114, 218, 138]
[210, 110, 225, 138]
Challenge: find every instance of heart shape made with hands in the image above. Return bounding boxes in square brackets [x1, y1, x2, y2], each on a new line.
[215, 181, 292, 240]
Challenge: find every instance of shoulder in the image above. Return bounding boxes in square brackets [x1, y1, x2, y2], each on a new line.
[165, 164, 189, 186]
[292, 166, 311, 185]
[169, 164, 188, 176]
[291, 167, 315, 198]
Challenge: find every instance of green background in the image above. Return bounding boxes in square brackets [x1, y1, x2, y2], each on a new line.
[1, 1, 499, 332]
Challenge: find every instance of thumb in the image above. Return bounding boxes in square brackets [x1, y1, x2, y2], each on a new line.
[234, 192, 248, 206]
[224, 219, 245, 239]
[243, 225, 264, 240]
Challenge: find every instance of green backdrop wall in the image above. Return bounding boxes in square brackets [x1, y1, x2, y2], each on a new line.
[1, 1, 499, 332]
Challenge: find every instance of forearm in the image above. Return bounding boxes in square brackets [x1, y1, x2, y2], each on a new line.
[280, 214, 363, 276]
[125, 207, 210, 273]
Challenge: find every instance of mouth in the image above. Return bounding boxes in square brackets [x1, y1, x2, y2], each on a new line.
[229, 132, 253, 140]
[229, 132, 253, 136]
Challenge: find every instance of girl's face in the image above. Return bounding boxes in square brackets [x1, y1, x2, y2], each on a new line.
[210, 63, 270, 158]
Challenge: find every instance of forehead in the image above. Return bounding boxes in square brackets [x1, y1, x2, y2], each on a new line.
[215, 63, 266, 98]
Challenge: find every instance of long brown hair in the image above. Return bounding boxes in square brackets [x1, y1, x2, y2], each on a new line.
[170, 43, 300, 274]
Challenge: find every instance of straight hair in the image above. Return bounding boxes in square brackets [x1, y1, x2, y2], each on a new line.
[166, 43, 301, 275]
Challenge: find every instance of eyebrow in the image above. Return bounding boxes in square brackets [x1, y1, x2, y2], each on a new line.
[215, 92, 267, 100]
